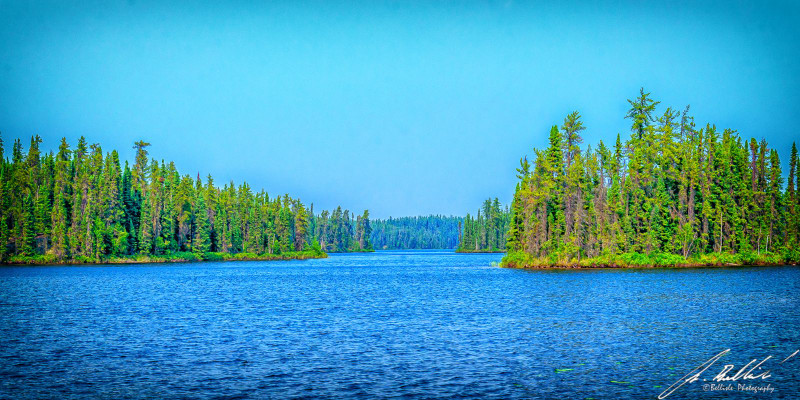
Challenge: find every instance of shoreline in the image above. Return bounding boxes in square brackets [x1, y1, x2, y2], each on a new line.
[501, 251, 799, 270]
[1, 251, 328, 267]
[501, 261, 798, 270]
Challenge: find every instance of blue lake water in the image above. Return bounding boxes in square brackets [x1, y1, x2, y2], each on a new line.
[1, 250, 798, 399]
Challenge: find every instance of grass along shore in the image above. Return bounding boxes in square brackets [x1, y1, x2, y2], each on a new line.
[2, 249, 327, 266]
[501, 250, 800, 269]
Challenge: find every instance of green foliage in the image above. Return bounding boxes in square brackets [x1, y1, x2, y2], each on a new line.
[310, 206, 374, 252]
[499, 251, 536, 268]
[8, 253, 57, 265]
[457, 198, 510, 252]
[193, 189, 210, 255]
[502, 250, 793, 269]
[503, 90, 799, 268]
[0, 134, 326, 264]
[370, 215, 461, 249]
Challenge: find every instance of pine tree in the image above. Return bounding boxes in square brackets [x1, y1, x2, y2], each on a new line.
[50, 138, 71, 260]
[138, 191, 153, 255]
[625, 87, 660, 140]
[766, 149, 783, 252]
[293, 200, 309, 251]
[20, 194, 36, 256]
[360, 210, 372, 250]
[193, 190, 210, 255]
[786, 143, 797, 247]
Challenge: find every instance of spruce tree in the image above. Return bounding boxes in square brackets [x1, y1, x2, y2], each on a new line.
[193, 191, 210, 256]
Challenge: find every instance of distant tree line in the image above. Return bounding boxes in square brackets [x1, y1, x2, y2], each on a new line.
[457, 198, 510, 252]
[504, 89, 800, 267]
[0, 135, 324, 263]
[310, 206, 373, 252]
[370, 215, 461, 249]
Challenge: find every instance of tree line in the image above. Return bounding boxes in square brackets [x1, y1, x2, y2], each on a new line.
[370, 215, 461, 249]
[309, 206, 373, 252]
[457, 198, 510, 252]
[504, 89, 800, 267]
[0, 136, 325, 263]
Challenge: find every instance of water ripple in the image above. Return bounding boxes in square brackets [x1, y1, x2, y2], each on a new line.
[1, 251, 798, 399]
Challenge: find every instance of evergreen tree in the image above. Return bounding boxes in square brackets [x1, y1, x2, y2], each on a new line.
[787, 143, 798, 247]
[193, 189, 210, 255]
[20, 194, 36, 256]
[457, 199, 510, 252]
[370, 215, 461, 250]
[503, 90, 799, 267]
[293, 200, 309, 251]
[50, 138, 71, 260]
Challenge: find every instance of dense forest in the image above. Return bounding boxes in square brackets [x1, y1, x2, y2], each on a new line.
[0, 136, 325, 264]
[370, 215, 461, 249]
[457, 198, 510, 252]
[310, 206, 373, 252]
[503, 89, 800, 268]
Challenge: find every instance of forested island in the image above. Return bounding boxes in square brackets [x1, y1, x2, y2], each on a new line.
[456, 198, 510, 253]
[503, 89, 800, 268]
[371, 216, 461, 249]
[0, 137, 327, 264]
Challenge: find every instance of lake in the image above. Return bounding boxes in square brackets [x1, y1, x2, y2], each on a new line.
[1, 250, 798, 399]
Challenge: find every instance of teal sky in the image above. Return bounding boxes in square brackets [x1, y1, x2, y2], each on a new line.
[1, 0, 798, 218]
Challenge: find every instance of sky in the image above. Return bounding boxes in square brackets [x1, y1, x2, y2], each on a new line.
[0, 0, 798, 219]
